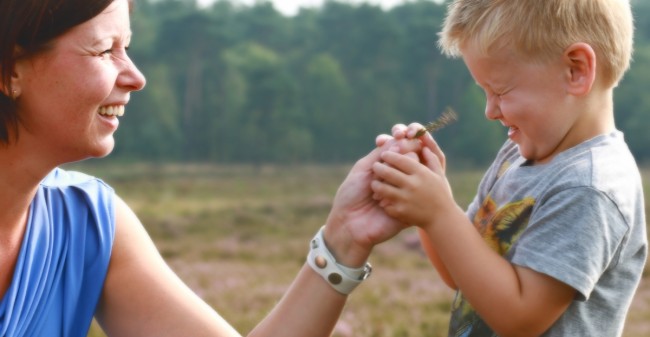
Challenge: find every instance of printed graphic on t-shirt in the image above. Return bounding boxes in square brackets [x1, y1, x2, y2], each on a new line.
[448, 195, 535, 337]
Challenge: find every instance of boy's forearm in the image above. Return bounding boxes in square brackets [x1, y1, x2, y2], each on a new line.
[417, 228, 457, 289]
[420, 207, 573, 336]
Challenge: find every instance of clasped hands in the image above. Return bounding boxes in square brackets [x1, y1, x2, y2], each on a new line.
[321, 122, 455, 270]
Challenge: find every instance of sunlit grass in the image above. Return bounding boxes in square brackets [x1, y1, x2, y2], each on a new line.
[71, 163, 648, 337]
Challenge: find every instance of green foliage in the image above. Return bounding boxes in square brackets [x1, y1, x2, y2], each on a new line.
[616, 45, 650, 161]
[116, 63, 182, 160]
[119, 0, 650, 165]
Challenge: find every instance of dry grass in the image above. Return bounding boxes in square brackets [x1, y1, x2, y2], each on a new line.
[76, 163, 649, 337]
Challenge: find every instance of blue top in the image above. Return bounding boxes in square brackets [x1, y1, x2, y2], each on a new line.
[0, 168, 115, 337]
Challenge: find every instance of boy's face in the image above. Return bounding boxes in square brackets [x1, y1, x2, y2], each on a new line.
[461, 44, 581, 165]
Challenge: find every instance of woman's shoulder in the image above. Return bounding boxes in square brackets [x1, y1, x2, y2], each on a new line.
[38, 167, 115, 221]
[40, 167, 113, 195]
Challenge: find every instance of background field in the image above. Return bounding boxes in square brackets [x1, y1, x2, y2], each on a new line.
[79, 163, 650, 336]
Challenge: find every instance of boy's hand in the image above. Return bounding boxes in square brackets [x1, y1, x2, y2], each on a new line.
[325, 121, 450, 268]
[371, 122, 451, 227]
[375, 122, 458, 289]
[376, 123, 447, 171]
[370, 143, 455, 228]
[321, 140, 420, 268]
[375, 122, 422, 146]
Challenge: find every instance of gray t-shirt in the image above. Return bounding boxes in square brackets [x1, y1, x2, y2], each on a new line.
[448, 131, 647, 337]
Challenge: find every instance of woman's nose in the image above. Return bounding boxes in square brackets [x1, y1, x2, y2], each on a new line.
[118, 55, 146, 92]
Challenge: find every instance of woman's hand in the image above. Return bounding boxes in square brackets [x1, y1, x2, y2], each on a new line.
[321, 134, 423, 267]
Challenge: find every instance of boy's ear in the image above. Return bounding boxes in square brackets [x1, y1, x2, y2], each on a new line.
[563, 42, 597, 96]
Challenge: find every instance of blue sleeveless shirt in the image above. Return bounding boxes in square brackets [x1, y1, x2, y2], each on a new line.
[0, 168, 115, 337]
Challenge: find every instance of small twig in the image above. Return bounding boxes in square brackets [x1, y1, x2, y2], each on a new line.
[414, 107, 458, 138]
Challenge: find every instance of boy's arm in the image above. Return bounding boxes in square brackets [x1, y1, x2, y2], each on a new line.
[376, 126, 458, 289]
[420, 205, 575, 337]
[372, 149, 575, 337]
[417, 228, 457, 289]
[414, 131, 457, 290]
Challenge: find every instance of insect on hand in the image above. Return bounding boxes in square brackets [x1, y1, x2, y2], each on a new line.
[413, 107, 458, 138]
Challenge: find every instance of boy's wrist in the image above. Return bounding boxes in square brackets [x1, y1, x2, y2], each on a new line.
[421, 204, 467, 233]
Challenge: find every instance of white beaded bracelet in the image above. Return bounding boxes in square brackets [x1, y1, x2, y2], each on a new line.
[306, 226, 372, 295]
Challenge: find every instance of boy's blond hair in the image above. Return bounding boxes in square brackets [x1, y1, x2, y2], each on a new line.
[438, 0, 634, 87]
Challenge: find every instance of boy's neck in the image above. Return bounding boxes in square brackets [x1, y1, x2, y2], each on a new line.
[532, 86, 615, 166]
[575, 85, 616, 138]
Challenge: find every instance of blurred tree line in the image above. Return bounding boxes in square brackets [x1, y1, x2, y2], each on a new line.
[115, 0, 650, 166]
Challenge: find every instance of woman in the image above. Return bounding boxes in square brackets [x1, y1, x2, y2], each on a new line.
[0, 0, 422, 336]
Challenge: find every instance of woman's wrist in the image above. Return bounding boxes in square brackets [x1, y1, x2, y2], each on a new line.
[306, 226, 372, 295]
[321, 225, 372, 268]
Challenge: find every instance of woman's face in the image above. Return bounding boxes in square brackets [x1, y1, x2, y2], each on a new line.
[14, 0, 145, 163]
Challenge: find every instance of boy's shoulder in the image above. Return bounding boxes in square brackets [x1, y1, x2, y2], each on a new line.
[490, 131, 641, 199]
[497, 131, 637, 177]
[554, 131, 639, 185]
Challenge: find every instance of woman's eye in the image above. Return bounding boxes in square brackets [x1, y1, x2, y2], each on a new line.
[99, 47, 129, 59]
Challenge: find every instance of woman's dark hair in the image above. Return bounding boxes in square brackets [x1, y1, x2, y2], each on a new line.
[0, 0, 117, 143]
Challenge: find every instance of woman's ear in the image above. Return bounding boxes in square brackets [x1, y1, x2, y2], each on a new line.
[1, 71, 22, 100]
[1, 47, 27, 99]
[0, 71, 15, 98]
[563, 42, 597, 96]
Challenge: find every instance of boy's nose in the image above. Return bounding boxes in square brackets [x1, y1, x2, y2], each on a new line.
[484, 98, 502, 120]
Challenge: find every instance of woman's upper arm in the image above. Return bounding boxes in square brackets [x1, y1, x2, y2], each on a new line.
[95, 195, 241, 337]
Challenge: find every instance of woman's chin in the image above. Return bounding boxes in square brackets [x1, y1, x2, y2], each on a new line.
[89, 139, 115, 159]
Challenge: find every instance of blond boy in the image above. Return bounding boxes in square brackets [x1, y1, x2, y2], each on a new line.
[372, 0, 648, 336]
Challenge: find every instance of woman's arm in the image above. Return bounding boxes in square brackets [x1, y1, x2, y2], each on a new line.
[95, 196, 242, 337]
[96, 140, 416, 337]
[96, 197, 351, 337]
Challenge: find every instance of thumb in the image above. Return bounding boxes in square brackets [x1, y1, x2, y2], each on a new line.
[376, 134, 394, 147]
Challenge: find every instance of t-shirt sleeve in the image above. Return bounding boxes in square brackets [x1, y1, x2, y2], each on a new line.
[509, 187, 629, 300]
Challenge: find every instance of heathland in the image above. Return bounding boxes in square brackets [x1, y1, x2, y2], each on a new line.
[77, 163, 649, 337]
